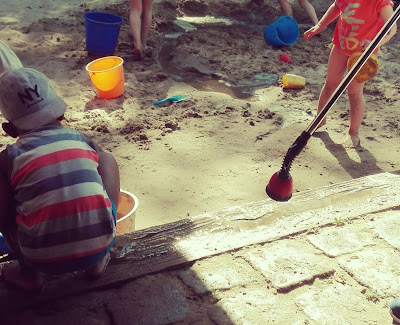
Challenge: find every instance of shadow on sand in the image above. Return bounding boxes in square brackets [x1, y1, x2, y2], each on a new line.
[313, 131, 384, 178]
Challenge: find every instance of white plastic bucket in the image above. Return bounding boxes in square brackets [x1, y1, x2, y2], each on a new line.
[116, 189, 139, 235]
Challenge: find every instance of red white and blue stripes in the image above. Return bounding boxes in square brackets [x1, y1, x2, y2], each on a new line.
[6, 126, 115, 273]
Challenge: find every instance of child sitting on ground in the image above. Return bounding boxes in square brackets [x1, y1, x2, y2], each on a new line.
[0, 67, 120, 292]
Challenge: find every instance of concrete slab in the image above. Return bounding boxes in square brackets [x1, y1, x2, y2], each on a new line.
[369, 210, 400, 249]
[208, 289, 297, 325]
[307, 223, 376, 257]
[243, 239, 335, 292]
[338, 247, 400, 298]
[178, 254, 263, 294]
[295, 283, 391, 324]
[107, 275, 190, 325]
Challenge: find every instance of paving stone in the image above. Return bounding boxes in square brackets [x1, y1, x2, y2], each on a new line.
[243, 239, 335, 292]
[178, 254, 263, 294]
[338, 247, 400, 298]
[296, 283, 391, 324]
[108, 274, 190, 325]
[307, 224, 376, 257]
[369, 211, 400, 249]
[208, 289, 309, 325]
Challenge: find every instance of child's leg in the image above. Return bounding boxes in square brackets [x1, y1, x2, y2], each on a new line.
[316, 45, 348, 128]
[278, 0, 293, 17]
[140, 0, 153, 51]
[129, 0, 144, 59]
[1, 260, 42, 292]
[0, 213, 42, 292]
[84, 251, 111, 279]
[298, 0, 319, 25]
[347, 79, 365, 137]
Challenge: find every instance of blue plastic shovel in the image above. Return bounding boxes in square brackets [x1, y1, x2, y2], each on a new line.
[154, 95, 191, 106]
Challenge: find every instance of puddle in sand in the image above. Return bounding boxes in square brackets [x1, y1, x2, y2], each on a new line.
[156, 39, 309, 127]
[156, 43, 277, 100]
[176, 16, 240, 26]
[156, 39, 310, 127]
[157, 16, 278, 101]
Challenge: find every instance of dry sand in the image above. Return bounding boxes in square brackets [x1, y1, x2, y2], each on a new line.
[1, 0, 400, 230]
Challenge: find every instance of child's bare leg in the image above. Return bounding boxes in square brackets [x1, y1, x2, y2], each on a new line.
[316, 45, 348, 128]
[1, 261, 42, 292]
[0, 224, 42, 292]
[0, 223, 42, 292]
[129, 0, 144, 60]
[298, 0, 319, 25]
[85, 253, 111, 279]
[140, 0, 153, 52]
[340, 79, 365, 148]
[278, 0, 293, 17]
[347, 80, 365, 137]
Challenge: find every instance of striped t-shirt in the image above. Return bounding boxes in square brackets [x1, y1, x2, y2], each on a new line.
[6, 125, 116, 273]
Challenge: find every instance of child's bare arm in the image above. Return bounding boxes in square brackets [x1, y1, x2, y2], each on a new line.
[304, 2, 340, 40]
[378, 5, 397, 47]
[360, 5, 397, 50]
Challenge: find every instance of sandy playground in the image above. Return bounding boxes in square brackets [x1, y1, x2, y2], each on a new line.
[0, 0, 400, 230]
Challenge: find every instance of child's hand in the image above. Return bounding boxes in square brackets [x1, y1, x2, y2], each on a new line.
[360, 39, 371, 51]
[304, 24, 323, 41]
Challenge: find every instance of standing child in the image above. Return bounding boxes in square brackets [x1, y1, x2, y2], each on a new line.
[129, 0, 153, 60]
[278, 0, 319, 25]
[304, 0, 396, 147]
[0, 67, 120, 291]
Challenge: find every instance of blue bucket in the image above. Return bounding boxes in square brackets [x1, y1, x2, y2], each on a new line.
[264, 16, 299, 46]
[84, 12, 123, 55]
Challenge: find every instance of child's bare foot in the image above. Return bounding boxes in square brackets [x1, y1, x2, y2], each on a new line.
[342, 133, 361, 148]
[133, 47, 144, 61]
[1, 260, 42, 292]
[85, 253, 110, 279]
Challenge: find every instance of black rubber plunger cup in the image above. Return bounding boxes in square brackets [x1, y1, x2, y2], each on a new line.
[266, 5, 400, 201]
[266, 131, 310, 201]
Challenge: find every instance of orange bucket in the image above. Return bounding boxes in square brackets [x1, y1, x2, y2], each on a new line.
[116, 190, 138, 235]
[347, 51, 379, 83]
[86, 56, 124, 99]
